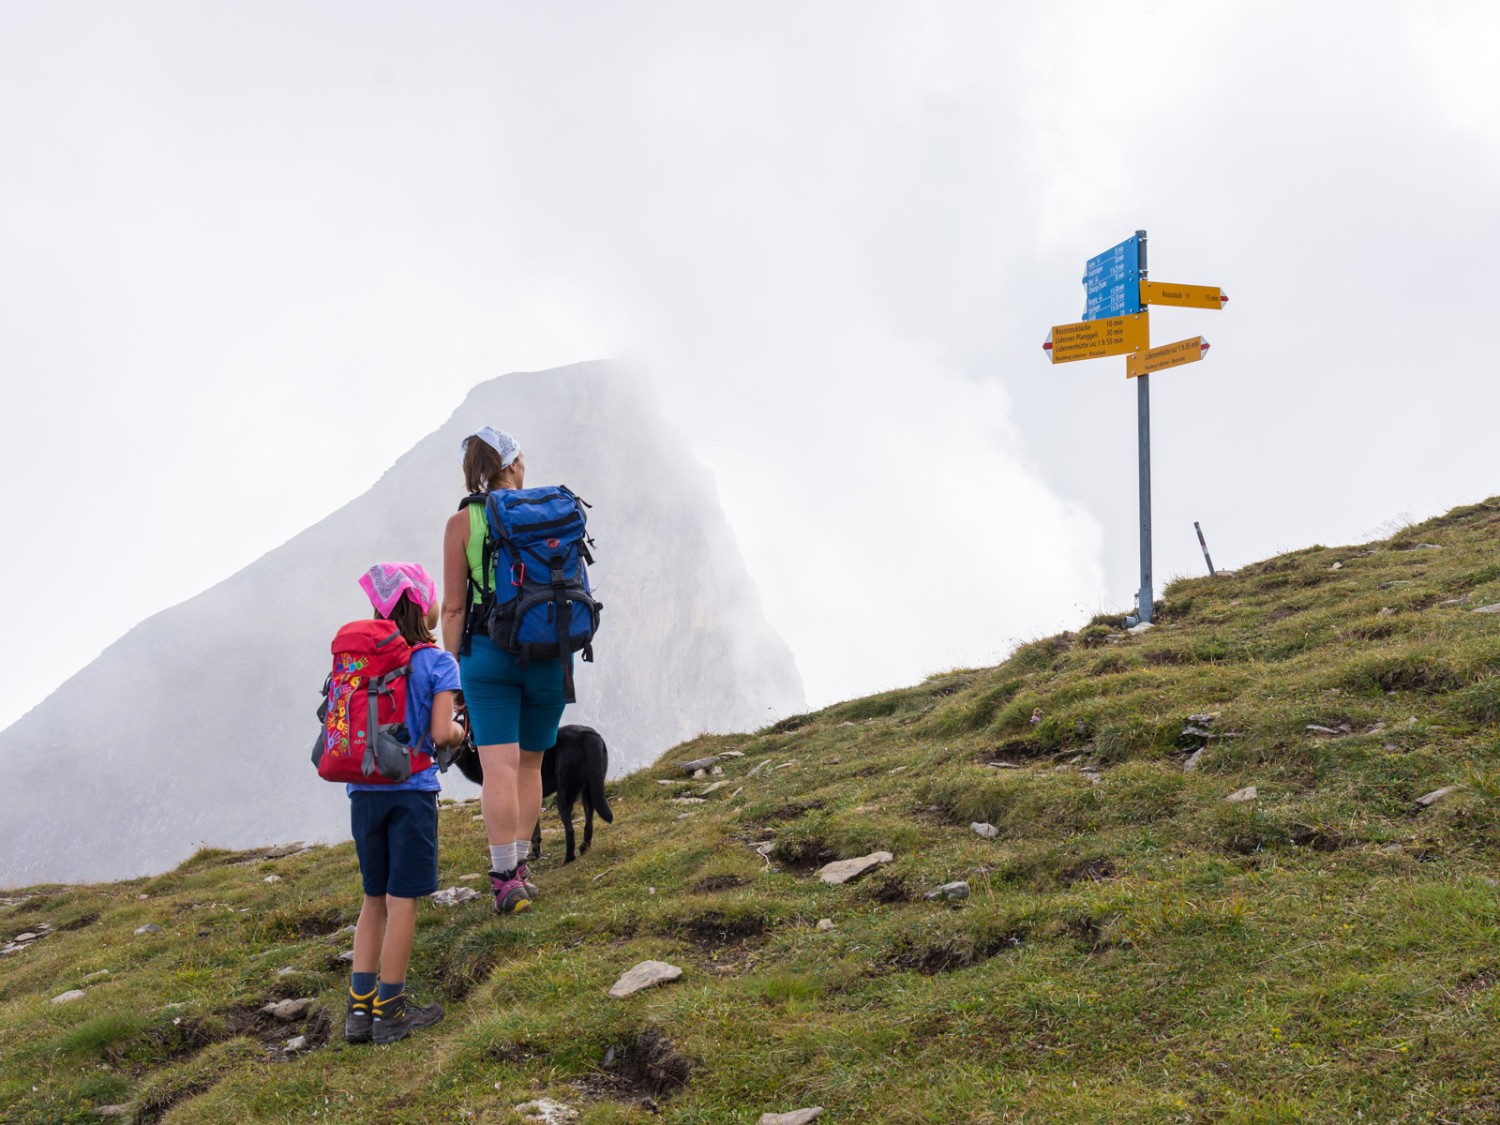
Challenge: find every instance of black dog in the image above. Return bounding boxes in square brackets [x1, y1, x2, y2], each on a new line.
[453, 724, 613, 863]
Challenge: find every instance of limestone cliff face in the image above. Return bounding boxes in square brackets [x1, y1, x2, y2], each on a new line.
[0, 362, 804, 886]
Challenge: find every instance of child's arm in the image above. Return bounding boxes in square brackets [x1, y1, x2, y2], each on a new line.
[429, 690, 466, 749]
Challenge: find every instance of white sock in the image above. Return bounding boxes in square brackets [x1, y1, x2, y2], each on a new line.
[489, 843, 517, 875]
[515, 839, 531, 864]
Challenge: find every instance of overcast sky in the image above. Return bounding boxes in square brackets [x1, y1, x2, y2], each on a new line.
[3, 2, 1498, 730]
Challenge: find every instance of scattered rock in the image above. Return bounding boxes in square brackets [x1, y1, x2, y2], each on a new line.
[432, 886, 480, 907]
[515, 1099, 580, 1124]
[609, 960, 683, 998]
[94, 1105, 130, 1117]
[970, 822, 999, 839]
[656, 779, 690, 787]
[337, 950, 355, 964]
[1183, 748, 1205, 773]
[985, 760, 1022, 769]
[699, 781, 732, 796]
[924, 881, 970, 901]
[777, 761, 800, 770]
[1410, 543, 1443, 550]
[1472, 604, 1500, 615]
[711, 765, 724, 776]
[1416, 786, 1460, 808]
[1128, 621, 1154, 634]
[14, 932, 39, 943]
[692, 769, 708, 780]
[678, 756, 723, 774]
[51, 990, 86, 1005]
[458, 873, 482, 881]
[81, 970, 111, 983]
[1328, 561, 1343, 571]
[1439, 596, 1472, 607]
[1074, 720, 1088, 736]
[670, 797, 707, 805]
[1187, 712, 1219, 725]
[721, 750, 746, 758]
[276, 966, 297, 977]
[887, 765, 906, 774]
[263, 875, 282, 884]
[261, 998, 316, 1021]
[758, 1109, 825, 1125]
[263, 842, 306, 858]
[1305, 724, 1345, 736]
[283, 1035, 308, 1053]
[838, 721, 857, 728]
[747, 759, 772, 777]
[134, 923, 163, 936]
[816, 918, 835, 931]
[816, 852, 893, 885]
[1378, 607, 1395, 617]
[1225, 786, 1258, 803]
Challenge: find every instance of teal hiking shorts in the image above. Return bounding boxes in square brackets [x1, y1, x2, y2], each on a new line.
[459, 634, 567, 752]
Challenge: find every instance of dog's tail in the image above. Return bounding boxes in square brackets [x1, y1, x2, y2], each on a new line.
[590, 772, 614, 823]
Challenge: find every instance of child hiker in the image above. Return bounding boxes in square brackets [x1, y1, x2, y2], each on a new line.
[341, 562, 465, 1044]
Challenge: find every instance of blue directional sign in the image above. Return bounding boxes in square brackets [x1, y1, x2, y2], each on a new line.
[1082, 235, 1141, 321]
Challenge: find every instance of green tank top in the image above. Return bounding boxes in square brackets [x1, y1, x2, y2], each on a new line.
[465, 502, 488, 604]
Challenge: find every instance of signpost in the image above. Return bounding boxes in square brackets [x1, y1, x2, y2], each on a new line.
[1042, 230, 1226, 624]
[1126, 336, 1210, 379]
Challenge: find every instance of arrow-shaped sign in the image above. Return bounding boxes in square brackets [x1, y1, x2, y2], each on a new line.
[1139, 281, 1227, 310]
[1127, 336, 1210, 379]
[1043, 312, 1149, 364]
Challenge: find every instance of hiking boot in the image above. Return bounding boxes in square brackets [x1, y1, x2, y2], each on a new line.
[489, 869, 531, 915]
[517, 862, 539, 898]
[344, 990, 375, 1044]
[371, 992, 444, 1044]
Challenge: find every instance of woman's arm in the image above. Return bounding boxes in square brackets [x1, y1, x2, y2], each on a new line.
[440, 509, 471, 655]
[428, 689, 465, 748]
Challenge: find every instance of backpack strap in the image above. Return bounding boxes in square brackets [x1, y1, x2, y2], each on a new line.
[457, 494, 493, 656]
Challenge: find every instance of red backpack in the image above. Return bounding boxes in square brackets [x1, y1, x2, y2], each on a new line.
[310, 620, 437, 784]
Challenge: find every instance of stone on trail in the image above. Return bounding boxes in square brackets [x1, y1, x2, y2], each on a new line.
[970, 822, 999, 839]
[262, 998, 316, 1021]
[1225, 786, 1258, 803]
[263, 875, 282, 884]
[51, 990, 86, 1004]
[609, 960, 683, 998]
[515, 1099, 581, 1124]
[432, 886, 480, 907]
[134, 923, 163, 935]
[283, 1035, 308, 1053]
[816, 851, 893, 885]
[1182, 748, 1205, 773]
[924, 881, 971, 901]
[1416, 786, 1460, 808]
[816, 918, 835, 931]
[758, 1109, 825, 1125]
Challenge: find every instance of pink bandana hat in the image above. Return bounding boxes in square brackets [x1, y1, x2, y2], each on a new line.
[358, 562, 437, 618]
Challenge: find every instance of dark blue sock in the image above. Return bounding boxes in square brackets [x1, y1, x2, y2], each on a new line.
[351, 971, 377, 997]
[377, 980, 405, 1003]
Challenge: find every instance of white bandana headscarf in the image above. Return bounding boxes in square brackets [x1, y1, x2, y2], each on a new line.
[460, 426, 520, 469]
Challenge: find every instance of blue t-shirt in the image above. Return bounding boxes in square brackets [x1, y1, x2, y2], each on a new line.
[347, 645, 462, 795]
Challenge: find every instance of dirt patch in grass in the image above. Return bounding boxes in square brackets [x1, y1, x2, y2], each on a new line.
[1060, 857, 1117, 884]
[577, 1030, 693, 1107]
[1267, 605, 1303, 622]
[1451, 968, 1498, 1002]
[58, 911, 101, 932]
[431, 941, 500, 1001]
[856, 873, 915, 904]
[690, 874, 747, 894]
[485, 1040, 542, 1066]
[676, 911, 768, 951]
[886, 930, 1025, 975]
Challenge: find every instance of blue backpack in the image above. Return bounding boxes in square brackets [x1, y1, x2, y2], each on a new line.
[465, 485, 601, 702]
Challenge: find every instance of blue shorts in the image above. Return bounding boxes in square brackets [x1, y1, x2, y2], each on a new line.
[350, 789, 439, 898]
[460, 634, 567, 752]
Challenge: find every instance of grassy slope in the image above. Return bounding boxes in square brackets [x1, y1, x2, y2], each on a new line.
[6, 500, 1500, 1123]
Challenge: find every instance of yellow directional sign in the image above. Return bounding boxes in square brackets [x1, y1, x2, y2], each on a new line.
[1127, 336, 1210, 379]
[1044, 312, 1149, 364]
[1139, 280, 1226, 310]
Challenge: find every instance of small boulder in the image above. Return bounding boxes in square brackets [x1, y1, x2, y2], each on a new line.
[970, 822, 999, 839]
[758, 1110, 825, 1125]
[51, 990, 86, 1005]
[261, 998, 316, 1021]
[515, 1099, 581, 1124]
[94, 1105, 130, 1117]
[1416, 786, 1460, 808]
[134, 923, 163, 936]
[609, 960, 683, 998]
[816, 852, 893, 885]
[816, 918, 835, 931]
[678, 756, 723, 774]
[1473, 603, 1500, 615]
[1182, 748, 1205, 773]
[1225, 786, 1258, 803]
[924, 881, 971, 901]
[283, 1035, 308, 1053]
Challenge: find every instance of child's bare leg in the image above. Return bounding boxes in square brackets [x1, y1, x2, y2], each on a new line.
[379, 896, 419, 984]
[352, 895, 387, 975]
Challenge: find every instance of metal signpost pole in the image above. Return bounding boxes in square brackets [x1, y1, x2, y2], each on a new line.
[1135, 230, 1152, 624]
